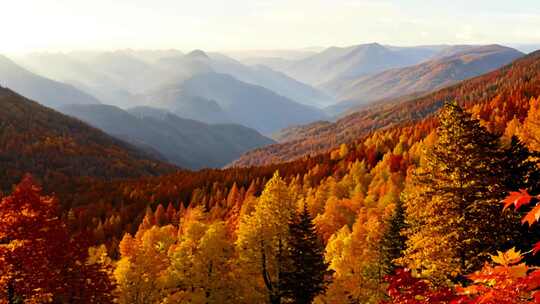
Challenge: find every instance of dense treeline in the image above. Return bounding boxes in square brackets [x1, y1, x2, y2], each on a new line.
[115, 99, 540, 303]
[2, 97, 540, 303]
[0, 176, 115, 303]
[0, 99, 540, 303]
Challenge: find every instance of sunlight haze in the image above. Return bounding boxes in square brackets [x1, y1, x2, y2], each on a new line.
[2, 0, 540, 54]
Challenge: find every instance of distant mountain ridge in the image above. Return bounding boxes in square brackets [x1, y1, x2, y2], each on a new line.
[142, 72, 326, 134]
[17, 49, 332, 133]
[0, 55, 101, 109]
[325, 44, 523, 115]
[266, 43, 440, 87]
[204, 52, 335, 107]
[58, 104, 275, 169]
[18, 50, 334, 108]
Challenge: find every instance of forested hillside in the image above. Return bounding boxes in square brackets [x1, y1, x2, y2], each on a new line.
[2, 48, 540, 304]
[0, 87, 176, 194]
[3, 86, 539, 302]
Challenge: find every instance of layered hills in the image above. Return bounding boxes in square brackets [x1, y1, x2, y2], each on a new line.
[0, 55, 100, 109]
[231, 50, 540, 167]
[18, 50, 330, 133]
[0, 87, 175, 192]
[59, 104, 274, 169]
[325, 45, 523, 114]
[142, 72, 325, 134]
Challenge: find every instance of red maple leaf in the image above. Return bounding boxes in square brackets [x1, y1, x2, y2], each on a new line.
[532, 242, 540, 256]
[522, 204, 540, 226]
[503, 189, 533, 211]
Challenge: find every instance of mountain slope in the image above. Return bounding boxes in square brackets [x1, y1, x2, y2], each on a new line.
[58, 104, 275, 169]
[144, 93, 231, 124]
[278, 43, 438, 87]
[206, 52, 335, 107]
[68, 51, 172, 94]
[0, 87, 175, 192]
[231, 50, 540, 167]
[325, 45, 523, 114]
[143, 72, 326, 134]
[18, 52, 139, 107]
[0, 55, 101, 109]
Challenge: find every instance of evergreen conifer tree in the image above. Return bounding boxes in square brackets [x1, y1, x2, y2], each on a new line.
[380, 200, 407, 275]
[283, 204, 331, 304]
[400, 101, 519, 282]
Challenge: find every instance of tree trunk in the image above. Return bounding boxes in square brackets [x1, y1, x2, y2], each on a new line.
[7, 280, 15, 304]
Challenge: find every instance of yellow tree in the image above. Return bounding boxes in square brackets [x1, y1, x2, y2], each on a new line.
[318, 208, 386, 304]
[313, 197, 357, 242]
[235, 172, 295, 304]
[398, 178, 462, 283]
[114, 225, 176, 304]
[339, 143, 349, 159]
[304, 182, 331, 218]
[520, 97, 540, 151]
[165, 218, 238, 303]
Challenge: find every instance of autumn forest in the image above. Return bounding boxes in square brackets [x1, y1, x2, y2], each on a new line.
[2, 2, 540, 303]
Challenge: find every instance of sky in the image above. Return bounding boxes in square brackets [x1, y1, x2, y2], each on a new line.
[1, 0, 540, 54]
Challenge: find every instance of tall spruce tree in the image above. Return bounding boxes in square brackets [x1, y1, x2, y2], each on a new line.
[283, 204, 331, 304]
[379, 199, 406, 275]
[400, 101, 520, 283]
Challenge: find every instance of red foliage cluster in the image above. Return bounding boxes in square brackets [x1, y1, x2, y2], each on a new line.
[382, 268, 466, 304]
[382, 188, 540, 304]
[0, 176, 115, 303]
[503, 190, 540, 253]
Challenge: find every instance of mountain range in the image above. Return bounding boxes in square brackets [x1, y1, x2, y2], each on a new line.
[324, 45, 523, 115]
[17, 50, 331, 132]
[0, 54, 276, 169]
[142, 72, 325, 134]
[230, 49, 540, 167]
[249, 43, 524, 115]
[261, 43, 441, 87]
